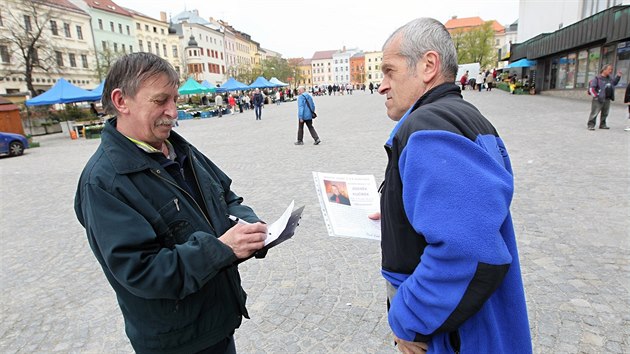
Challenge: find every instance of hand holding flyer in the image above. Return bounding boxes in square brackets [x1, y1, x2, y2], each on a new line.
[312, 172, 381, 240]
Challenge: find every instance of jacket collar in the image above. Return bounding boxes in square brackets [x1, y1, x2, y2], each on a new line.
[411, 82, 461, 111]
[100, 117, 191, 174]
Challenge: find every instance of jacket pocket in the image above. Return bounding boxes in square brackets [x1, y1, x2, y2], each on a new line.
[154, 198, 195, 247]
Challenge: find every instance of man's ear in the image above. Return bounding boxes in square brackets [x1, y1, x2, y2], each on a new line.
[111, 88, 129, 115]
[421, 51, 440, 84]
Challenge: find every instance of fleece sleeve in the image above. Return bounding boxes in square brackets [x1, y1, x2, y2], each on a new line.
[78, 183, 237, 300]
[389, 130, 514, 341]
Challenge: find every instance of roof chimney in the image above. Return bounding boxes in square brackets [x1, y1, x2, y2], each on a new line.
[160, 11, 167, 22]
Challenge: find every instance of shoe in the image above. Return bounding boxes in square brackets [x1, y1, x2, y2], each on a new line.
[294, 141, 304, 145]
[624, 127, 630, 131]
[599, 126, 610, 129]
[587, 126, 595, 131]
[314, 139, 321, 145]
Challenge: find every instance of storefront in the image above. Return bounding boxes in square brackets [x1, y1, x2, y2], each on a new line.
[510, 5, 629, 94]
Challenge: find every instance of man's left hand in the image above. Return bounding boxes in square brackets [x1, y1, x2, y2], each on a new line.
[393, 334, 428, 354]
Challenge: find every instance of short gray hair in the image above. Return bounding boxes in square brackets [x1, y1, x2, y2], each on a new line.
[383, 18, 458, 81]
[600, 64, 612, 73]
[102, 52, 179, 115]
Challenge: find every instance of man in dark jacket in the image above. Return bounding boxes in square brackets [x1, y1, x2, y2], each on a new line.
[371, 18, 532, 353]
[74, 52, 267, 354]
[587, 64, 622, 130]
[252, 88, 264, 120]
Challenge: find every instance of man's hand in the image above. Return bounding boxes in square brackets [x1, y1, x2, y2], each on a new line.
[394, 334, 428, 354]
[219, 223, 267, 259]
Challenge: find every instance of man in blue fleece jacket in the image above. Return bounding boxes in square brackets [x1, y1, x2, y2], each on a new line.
[372, 18, 532, 353]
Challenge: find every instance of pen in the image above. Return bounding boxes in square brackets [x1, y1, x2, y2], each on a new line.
[228, 215, 251, 225]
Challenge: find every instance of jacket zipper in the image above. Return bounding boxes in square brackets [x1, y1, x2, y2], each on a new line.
[150, 169, 216, 234]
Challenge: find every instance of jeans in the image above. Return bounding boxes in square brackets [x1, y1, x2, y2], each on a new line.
[587, 99, 611, 127]
[297, 119, 319, 142]
[254, 105, 262, 120]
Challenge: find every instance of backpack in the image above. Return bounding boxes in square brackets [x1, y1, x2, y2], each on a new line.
[588, 77, 599, 96]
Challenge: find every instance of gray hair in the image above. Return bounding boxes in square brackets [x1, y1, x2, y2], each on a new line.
[102, 52, 179, 115]
[383, 17, 458, 81]
[600, 64, 612, 73]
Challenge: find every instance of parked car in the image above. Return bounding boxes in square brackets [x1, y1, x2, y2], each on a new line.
[0, 132, 29, 157]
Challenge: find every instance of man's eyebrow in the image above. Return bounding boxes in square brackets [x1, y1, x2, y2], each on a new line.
[149, 93, 170, 100]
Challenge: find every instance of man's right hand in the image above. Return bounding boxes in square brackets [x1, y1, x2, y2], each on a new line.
[219, 223, 267, 259]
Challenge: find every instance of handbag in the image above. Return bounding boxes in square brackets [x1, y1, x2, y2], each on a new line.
[303, 94, 317, 119]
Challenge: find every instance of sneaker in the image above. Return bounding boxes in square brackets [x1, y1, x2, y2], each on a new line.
[624, 127, 630, 131]
[587, 126, 595, 131]
[294, 141, 304, 145]
[314, 139, 321, 145]
[599, 126, 610, 129]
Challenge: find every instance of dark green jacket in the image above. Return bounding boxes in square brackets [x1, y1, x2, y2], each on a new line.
[75, 118, 260, 354]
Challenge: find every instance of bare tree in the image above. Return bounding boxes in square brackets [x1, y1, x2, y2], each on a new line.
[0, 0, 60, 97]
[95, 46, 125, 81]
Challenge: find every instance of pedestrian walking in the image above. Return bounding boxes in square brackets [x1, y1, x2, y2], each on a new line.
[294, 86, 321, 146]
[587, 64, 622, 130]
[253, 89, 264, 120]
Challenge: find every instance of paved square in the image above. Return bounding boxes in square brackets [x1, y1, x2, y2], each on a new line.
[1, 89, 628, 353]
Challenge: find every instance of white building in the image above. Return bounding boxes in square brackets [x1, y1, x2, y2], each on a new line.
[332, 47, 359, 85]
[0, 0, 98, 95]
[518, 0, 629, 42]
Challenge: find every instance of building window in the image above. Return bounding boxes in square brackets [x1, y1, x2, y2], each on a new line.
[81, 54, 88, 68]
[576, 50, 588, 88]
[98, 19, 103, 30]
[172, 45, 178, 57]
[136, 22, 140, 30]
[24, 15, 32, 32]
[0, 45, 10, 63]
[161, 28, 164, 35]
[155, 43, 159, 54]
[147, 41, 152, 53]
[113, 43, 118, 52]
[69, 53, 76, 67]
[126, 25, 130, 35]
[163, 44, 167, 57]
[76, 25, 83, 39]
[56, 51, 64, 66]
[102, 41, 107, 50]
[118, 23, 122, 33]
[129, 45, 133, 53]
[110, 21, 114, 32]
[64, 23, 71, 38]
[122, 44, 126, 53]
[153, 26, 157, 33]
[50, 20, 58, 35]
[138, 40, 143, 52]
[32, 48, 38, 64]
[145, 24, 149, 31]
[0, 10, 3, 26]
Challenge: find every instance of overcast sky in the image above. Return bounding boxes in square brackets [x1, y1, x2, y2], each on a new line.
[115, 0, 520, 58]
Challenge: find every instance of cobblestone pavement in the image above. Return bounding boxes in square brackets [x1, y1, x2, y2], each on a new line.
[1, 89, 628, 353]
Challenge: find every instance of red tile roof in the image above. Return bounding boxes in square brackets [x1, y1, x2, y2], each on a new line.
[45, 0, 86, 15]
[311, 50, 337, 60]
[84, 0, 132, 17]
[445, 16, 504, 33]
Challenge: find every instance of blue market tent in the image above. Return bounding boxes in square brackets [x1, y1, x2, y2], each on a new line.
[507, 59, 537, 68]
[200, 80, 218, 93]
[216, 77, 250, 92]
[248, 76, 277, 89]
[269, 77, 289, 87]
[83, 81, 105, 101]
[178, 77, 214, 95]
[25, 78, 99, 106]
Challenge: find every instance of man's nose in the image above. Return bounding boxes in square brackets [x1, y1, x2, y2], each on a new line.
[164, 100, 177, 118]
